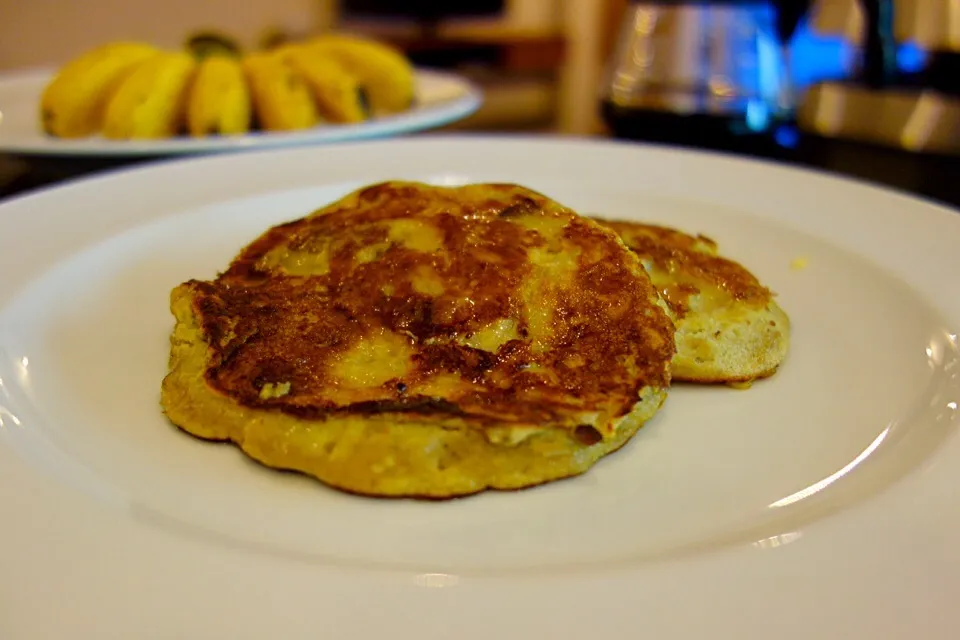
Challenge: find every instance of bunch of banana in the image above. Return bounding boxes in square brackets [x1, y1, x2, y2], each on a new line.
[39, 32, 417, 140]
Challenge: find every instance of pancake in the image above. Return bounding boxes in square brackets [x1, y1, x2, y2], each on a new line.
[593, 218, 790, 384]
[161, 182, 676, 498]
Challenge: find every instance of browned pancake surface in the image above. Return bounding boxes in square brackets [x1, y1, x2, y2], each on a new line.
[184, 182, 675, 435]
[597, 220, 772, 318]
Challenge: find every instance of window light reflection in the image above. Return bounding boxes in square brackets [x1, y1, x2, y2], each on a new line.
[426, 175, 472, 187]
[414, 573, 460, 589]
[753, 531, 802, 550]
[768, 427, 890, 509]
[0, 406, 21, 427]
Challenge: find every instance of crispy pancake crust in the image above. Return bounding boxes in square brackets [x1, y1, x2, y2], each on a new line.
[161, 182, 676, 497]
[595, 219, 790, 384]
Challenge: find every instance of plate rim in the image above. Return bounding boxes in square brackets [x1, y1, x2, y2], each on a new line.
[1, 134, 959, 639]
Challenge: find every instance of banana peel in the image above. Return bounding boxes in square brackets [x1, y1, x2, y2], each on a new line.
[304, 35, 415, 116]
[242, 51, 320, 131]
[102, 51, 197, 139]
[187, 54, 251, 136]
[277, 44, 368, 124]
[40, 41, 159, 138]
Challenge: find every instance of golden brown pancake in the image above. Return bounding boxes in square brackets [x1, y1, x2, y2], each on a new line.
[593, 219, 790, 384]
[161, 182, 676, 498]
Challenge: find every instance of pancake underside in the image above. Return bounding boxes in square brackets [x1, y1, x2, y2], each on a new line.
[161, 292, 667, 498]
[594, 218, 791, 384]
[672, 299, 790, 384]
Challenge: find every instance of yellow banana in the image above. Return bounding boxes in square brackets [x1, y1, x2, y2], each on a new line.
[304, 35, 415, 116]
[277, 44, 368, 124]
[40, 41, 158, 138]
[186, 54, 251, 136]
[102, 51, 197, 139]
[242, 51, 320, 131]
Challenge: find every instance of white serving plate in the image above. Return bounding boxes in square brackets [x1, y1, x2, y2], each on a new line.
[0, 135, 958, 639]
[0, 68, 481, 156]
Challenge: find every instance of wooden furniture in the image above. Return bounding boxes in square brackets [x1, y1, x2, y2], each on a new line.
[328, 0, 628, 134]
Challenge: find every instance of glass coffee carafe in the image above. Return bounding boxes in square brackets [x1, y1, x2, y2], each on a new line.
[601, 0, 812, 153]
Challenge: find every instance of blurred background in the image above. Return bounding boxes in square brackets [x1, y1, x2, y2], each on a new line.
[0, 0, 935, 134]
[1, 0, 958, 203]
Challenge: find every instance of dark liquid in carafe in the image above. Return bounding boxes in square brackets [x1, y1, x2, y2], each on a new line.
[600, 101, 798, 161]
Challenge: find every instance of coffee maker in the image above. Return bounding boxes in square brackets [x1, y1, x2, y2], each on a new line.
[797, 0, 960, 154]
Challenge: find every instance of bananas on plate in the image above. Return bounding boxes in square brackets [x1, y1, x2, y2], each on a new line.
[38, 33, 417, 140]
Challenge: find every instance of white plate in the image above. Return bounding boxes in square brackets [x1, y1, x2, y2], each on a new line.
[1, 135, 959, 639]
[0, 68, 481, 156]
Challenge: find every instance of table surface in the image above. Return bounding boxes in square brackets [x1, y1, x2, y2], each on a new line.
[2, 132, 959, 210]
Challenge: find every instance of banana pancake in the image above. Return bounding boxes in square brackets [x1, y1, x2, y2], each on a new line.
[161, 182, 676, 498]
[593, 219, 790, 384]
